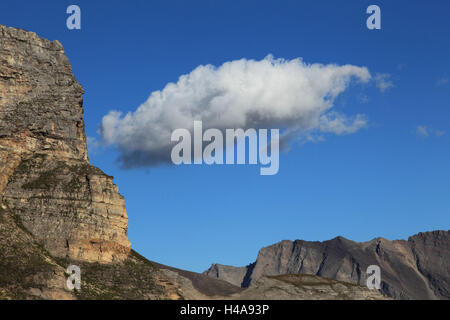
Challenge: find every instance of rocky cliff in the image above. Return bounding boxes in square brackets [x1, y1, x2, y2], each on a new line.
[204, 231, 450, 299]
[0, 24, 244, 300]
[0, 25, 130, 263]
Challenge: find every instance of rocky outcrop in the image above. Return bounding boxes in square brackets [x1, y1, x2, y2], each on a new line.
[227, 274, 388, 300]
[204, 231, 450, 300]
[0, 24, 130, 263]
[0, 207, 181, 299]
[203, 263, 251, 288]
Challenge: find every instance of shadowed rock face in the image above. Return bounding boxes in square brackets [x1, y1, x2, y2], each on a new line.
[203, 263, 251, 287]
[0, 25, 130, 263]
[204, 231, 450, 300]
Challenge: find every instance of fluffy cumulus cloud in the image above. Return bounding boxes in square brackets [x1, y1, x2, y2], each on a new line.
[100, 55, 372, 168]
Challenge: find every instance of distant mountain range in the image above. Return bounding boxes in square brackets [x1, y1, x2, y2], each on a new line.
[204, 231, 450, 299]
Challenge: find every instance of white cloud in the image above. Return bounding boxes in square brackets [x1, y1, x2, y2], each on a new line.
[100, 55, 371, 168]
[415, 125, 445, 138]
[416, 125, 429, 138]
[319, 112, 368, 135]
[374, 73, 394, 92]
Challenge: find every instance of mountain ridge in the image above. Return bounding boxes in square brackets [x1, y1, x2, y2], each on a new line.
[204, 230, 450, 299]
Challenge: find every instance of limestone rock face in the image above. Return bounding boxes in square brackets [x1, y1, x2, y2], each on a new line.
[0, 25, 130, 263]
[204, 231, 450, 300]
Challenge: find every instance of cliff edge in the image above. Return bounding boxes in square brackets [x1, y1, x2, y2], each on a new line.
[0, 25, 130, 263]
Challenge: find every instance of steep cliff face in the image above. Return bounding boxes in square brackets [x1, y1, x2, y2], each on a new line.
[204, 231, 450, 300]
[0, 24, 252, 300]
[0, 25, 130, 263]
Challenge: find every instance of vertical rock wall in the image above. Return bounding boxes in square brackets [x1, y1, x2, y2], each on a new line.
[0, 25, 131, 263]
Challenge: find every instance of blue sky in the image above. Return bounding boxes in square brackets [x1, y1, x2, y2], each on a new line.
[1, 0, 449, 272]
